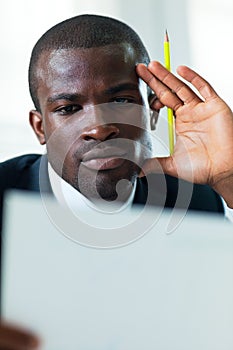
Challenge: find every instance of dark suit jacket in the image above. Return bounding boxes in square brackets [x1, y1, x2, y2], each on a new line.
[0, 153, 224, 233]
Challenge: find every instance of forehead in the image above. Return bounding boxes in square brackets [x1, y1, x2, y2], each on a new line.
[36, 43, 140, 90]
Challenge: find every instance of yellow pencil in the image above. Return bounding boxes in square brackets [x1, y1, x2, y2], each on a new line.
[164, 30, 174, 155]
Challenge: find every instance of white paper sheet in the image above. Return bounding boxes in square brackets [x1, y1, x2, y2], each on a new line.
[1, 191, 233, 350]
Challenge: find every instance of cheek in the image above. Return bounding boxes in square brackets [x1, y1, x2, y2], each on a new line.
[120, 125, 152, 161]
[44, 119, 80, 173]
[47, 140, 82, 182]
[41, 113, 60, 142]
[42, 120, 52, 141]
[122, 122, 150, 141]
[133, 126, 153, 159]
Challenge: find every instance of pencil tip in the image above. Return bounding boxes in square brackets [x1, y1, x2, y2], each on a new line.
[165, 29, 169, 42]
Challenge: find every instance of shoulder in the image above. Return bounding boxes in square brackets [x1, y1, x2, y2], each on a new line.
[0, 153, 41, 170]
[165, 175, 224, 213]
[135, 174, 224, 214]
[0, 154, 42, 191]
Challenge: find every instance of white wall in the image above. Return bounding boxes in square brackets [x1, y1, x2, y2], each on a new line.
[0, 0, 76, 159]
[0, 0, 232, 160]
[187, 0, 233, 106]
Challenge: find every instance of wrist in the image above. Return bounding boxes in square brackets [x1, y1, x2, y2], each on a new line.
[212, 174, 233, 209]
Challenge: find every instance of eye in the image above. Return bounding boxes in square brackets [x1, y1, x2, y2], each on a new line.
[55, 104, 81, 115]
[113, 97, 134, 104]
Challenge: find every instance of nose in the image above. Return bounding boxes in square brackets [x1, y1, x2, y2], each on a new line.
[82, 124, 120, 141]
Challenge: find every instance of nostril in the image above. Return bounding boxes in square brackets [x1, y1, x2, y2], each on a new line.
[82, 125, 120, 141]
[83, 134, 94, 141]
[108, 130, 119, 139]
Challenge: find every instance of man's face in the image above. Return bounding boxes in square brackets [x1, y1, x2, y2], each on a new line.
[30, 44, 153, 201]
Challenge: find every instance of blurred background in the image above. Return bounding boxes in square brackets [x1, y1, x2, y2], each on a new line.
[1, 0, 233, 160]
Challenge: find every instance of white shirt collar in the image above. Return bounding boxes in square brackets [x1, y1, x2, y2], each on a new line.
[48, 163, 137, 215]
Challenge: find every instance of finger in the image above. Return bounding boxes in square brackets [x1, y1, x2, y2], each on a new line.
[177, 65, 218, 101]
[148, 61, 202, 106]
[0, 322, 39, 350]
[136, 63, 183, 111]
[153, 99, 164, 109]
[149, 94, 164, 110]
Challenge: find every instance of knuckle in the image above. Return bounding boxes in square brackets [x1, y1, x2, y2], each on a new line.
[158, 89, 169, 101]
[173, 102, 183, 111]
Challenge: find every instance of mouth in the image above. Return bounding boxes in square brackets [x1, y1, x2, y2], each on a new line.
[81, 147, 127, 171]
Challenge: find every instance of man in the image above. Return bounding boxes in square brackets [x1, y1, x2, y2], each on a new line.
[0, 14, 233, 348]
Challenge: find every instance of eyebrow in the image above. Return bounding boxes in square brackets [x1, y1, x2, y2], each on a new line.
[46, 83, 140, 105]
[47, 93, 80, 105]
[104, 83, 140, 95]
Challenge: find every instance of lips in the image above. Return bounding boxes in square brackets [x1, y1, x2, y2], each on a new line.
[81, 147, 127, 171]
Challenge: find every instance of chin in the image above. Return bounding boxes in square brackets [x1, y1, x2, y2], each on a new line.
[63, 160, 139, 202]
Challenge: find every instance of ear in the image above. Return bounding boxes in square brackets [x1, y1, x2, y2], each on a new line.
[148, 94, 159, 131]
[148, 93, 157, 108]
[29, 110, 46, 145]
[149, 109, 159, 130]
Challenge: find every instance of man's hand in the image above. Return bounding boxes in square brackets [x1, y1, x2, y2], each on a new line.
[136, 61, 233, 208]
[0, 321, 39, 349]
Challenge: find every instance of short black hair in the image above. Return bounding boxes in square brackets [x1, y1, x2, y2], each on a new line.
[28, 14, 151, 111]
